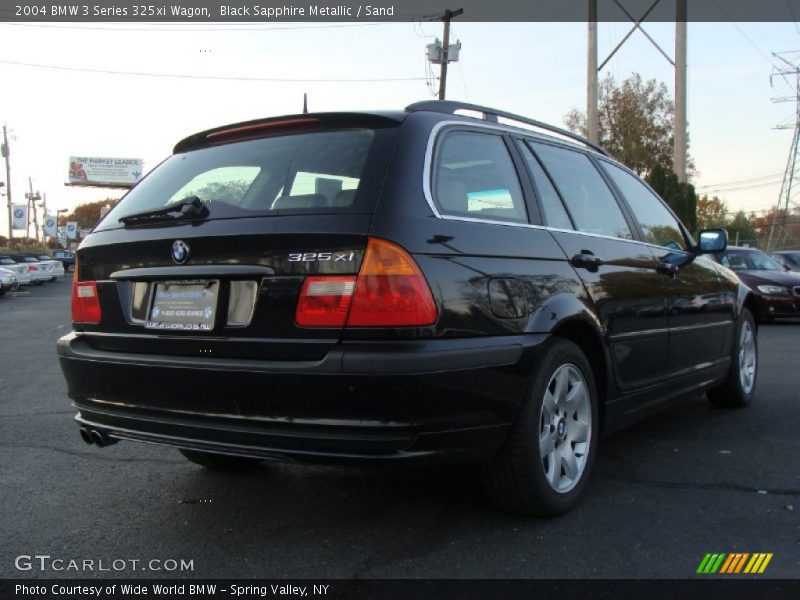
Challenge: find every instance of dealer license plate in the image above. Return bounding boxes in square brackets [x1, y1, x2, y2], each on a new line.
[145, 280, 219, 331]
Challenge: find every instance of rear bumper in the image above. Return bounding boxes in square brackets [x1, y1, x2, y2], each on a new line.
[58, 332, 545, 462]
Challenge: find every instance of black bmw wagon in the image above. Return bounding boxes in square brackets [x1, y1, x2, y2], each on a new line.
[58, 101, 757, 515]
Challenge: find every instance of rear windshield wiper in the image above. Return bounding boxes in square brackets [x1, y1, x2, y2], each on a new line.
[119, 195, 209, 226]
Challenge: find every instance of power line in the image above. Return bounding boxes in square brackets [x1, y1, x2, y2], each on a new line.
[0, 58, 429, 83]
[696, 171, 785, 189]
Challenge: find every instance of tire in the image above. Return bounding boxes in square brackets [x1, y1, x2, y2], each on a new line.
[708, 308, 757, 408]
[484, 338, 599, 516]
[34, 280, 44, 286]
[179, 449, 263, 470]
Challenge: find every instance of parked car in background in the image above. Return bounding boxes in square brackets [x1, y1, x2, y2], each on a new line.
[0, 267, 19, 296]
[715, 246, 800, 321]
[52, 250, 75, 272]
[0, 256, 31, 286]
[771, 250, 800, 272]
[37, 255, 65, 279]
[9, 254, 51, 285]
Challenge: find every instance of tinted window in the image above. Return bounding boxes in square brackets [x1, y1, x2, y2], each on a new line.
[97, 128, 392, 231]
[721, 250, 783, 271]
[519, 142, 573, 230]
[601, 161, 687, 249]
[434, 131, 527, 223]
[532, 143, 632, 240]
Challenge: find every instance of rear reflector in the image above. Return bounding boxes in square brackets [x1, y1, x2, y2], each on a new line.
[295, 276, 357, 327]
[72, 281, 102, 324]
[347, 238, 438, 327]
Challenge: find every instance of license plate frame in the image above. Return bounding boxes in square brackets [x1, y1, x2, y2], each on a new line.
[145, 279, 220, 332]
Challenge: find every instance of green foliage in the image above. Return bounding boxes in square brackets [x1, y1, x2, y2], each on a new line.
[726, 210, 757, 243]
[565, 73, 692, 177]
[59, 198, 118, 229]
[696, 195, 728, 229]
[645, 164, 697, 232]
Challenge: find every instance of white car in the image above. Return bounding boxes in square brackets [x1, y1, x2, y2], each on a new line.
[0, 267, 19, 296]
[9, 254, 51, 285]
[37, 255, 65, 280]
[0, 256, 31, 286]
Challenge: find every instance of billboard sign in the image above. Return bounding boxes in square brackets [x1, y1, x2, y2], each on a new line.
[11, 204, 27, 230]
[69, 156, 143, 187]
[66, 221, 78, 240]
[44, 214, 58, 237]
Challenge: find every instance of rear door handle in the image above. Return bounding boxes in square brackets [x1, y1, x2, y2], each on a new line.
[570, 252, 602, 272]
[657, 261, 679, 278]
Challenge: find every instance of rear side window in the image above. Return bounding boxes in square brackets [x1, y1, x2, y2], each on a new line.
[518, 142, 573, 230]
[532, 143, 632, 240]
[97, 127, 395, 231]
[600, 161, 687, 250]
[433, 131, 528, 223]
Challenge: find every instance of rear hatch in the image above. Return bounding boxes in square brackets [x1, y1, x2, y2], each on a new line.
[75, 114, 402, 363]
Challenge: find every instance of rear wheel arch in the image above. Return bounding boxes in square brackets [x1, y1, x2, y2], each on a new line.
[546, 319, 608, 427]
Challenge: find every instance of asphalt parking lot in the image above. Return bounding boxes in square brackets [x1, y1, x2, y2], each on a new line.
[0, 280, 798, 580]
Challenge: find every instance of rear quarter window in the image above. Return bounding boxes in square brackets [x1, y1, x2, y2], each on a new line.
[432, 130, 528, 224]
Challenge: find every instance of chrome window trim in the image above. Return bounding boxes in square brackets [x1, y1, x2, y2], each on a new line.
[422, 120, 699, 255]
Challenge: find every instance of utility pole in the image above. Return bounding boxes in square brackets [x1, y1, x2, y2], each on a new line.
[587, 0, 599, 143]
[438, 8, 463, 100]
[41, 193, 47, 246]
[27, 177, 34, 239]
[587, 0, 685, 172]
[2, 125, 11, 240]
[767, 52, 800, 250]
[674, 0, 688, 182]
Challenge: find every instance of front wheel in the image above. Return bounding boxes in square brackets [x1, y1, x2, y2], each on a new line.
[708, 308, 757, 408]
[484, 338, 599, 516]
[179, 449, 264, 470]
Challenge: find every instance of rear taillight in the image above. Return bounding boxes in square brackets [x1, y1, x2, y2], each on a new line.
[72, 271, 102, 324]
[347, 238, 438, 327]
[295, 276, 357, 327]
[294, 238, 438, 329]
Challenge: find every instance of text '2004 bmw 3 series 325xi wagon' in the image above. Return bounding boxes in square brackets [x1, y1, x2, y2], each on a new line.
[58, 101, 757, 515]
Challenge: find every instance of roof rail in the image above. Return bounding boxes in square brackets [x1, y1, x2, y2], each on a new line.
[405, 100, 609, 157]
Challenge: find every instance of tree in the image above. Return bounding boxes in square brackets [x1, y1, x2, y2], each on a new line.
[696, 195, 728, 229]
[565, 73, 692, 177]
[726, 211, 757, 245]
[646, 164, 697, 232]
[58, 198, 117, 229]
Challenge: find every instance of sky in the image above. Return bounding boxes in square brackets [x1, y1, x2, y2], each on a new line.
[0, 19, 799, 236]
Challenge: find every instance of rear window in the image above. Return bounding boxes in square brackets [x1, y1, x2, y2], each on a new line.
[0, 258, 15, 265]
[96, 127, 395, 231]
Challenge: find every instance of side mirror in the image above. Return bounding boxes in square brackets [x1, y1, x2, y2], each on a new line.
[697, 228, 727, 254]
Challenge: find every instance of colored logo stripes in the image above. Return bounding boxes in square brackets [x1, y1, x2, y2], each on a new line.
[697, 553, 773, 574]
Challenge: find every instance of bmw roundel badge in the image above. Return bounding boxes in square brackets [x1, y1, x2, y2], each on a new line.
[172, 240, 190, 264]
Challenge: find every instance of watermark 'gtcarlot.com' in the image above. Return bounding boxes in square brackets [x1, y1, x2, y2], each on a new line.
[15, 554, 194, 572]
